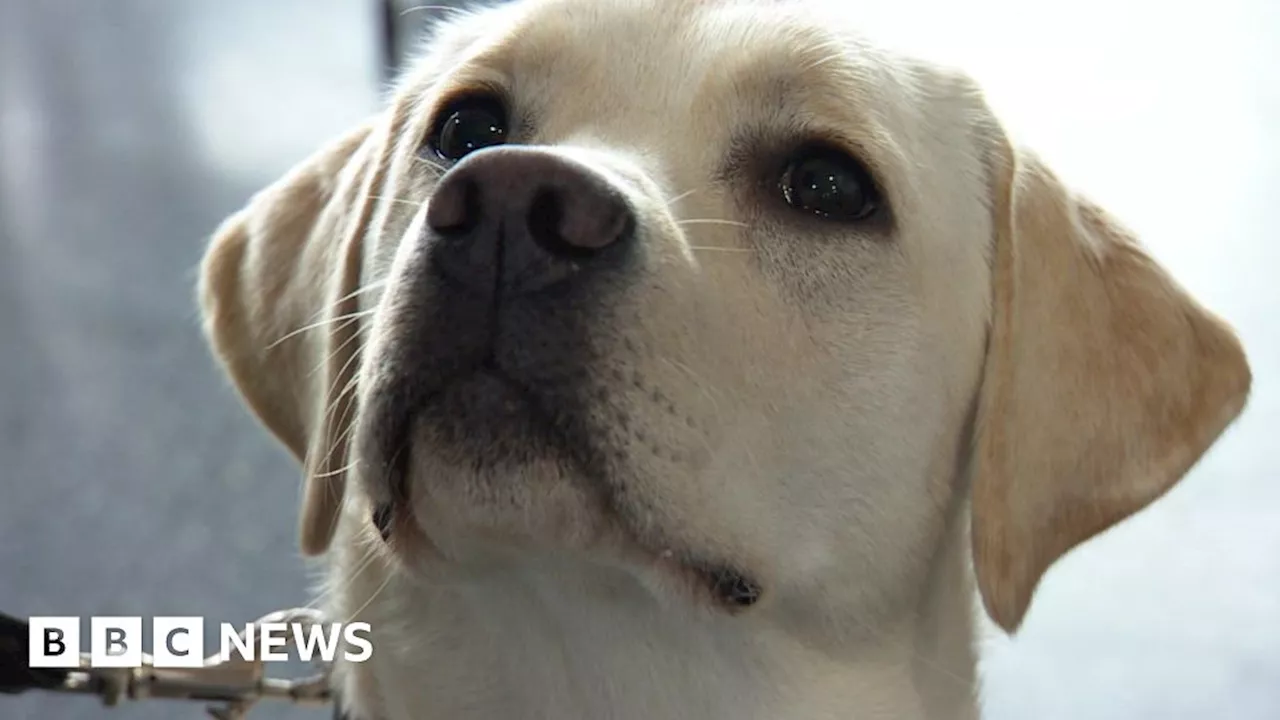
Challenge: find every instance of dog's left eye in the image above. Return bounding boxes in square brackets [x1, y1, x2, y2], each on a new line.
[779, 146, 880, 222]
[427, 95, 509, 161]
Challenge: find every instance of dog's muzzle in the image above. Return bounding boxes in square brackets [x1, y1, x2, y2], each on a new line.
[366, 147, 640, 542]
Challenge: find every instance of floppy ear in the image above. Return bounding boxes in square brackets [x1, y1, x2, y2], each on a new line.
[199, 120, 384, 556]
[970, 134, 1252, 632]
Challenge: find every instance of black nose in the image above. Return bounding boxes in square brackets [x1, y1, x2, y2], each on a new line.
[425, 147, 634, 295]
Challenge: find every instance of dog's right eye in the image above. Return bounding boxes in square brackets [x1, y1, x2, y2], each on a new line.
[426, 95, 509, 161]
[778, 144, 881, 222]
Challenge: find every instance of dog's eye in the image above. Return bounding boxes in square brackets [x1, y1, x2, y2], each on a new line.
[779, 146, 880, 222]
[428, 95, 508, 161]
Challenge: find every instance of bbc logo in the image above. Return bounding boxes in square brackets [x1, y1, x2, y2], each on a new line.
[29, 616, 208, 669]
[29, 616, 373, 668]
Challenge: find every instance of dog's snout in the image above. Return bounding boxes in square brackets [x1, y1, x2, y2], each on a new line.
[426, 147, 634, 294]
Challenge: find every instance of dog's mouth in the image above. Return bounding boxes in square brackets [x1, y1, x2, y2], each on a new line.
[670, 556, 765, 612]
[361, 356, 571, 500]
[360, 362, 764, 613]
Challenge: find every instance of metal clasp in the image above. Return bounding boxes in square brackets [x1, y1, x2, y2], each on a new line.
[54, 608, 333, 719]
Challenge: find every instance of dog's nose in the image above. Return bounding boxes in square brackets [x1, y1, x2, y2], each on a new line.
[425, 147, 634, 294]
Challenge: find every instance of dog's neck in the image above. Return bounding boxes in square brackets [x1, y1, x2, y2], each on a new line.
[327, 506, 980, 720]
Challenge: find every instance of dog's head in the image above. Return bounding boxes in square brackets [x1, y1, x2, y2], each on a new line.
[199, 0, 1250, 634]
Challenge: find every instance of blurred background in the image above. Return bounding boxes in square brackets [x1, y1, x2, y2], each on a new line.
[0, 1, 1275, 719]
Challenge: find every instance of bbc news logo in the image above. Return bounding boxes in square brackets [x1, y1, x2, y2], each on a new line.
[28, 617, 373, 668]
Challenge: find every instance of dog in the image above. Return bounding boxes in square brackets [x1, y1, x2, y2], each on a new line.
[197, 0, 1252, 717]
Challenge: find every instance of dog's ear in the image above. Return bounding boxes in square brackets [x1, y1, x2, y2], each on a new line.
[199, 120, 384, 556]
[970, 130, 1251, 632]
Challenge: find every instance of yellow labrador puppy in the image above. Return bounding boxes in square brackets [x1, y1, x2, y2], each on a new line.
[198, 0, 1252, 717]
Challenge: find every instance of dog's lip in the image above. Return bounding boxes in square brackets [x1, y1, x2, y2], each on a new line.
[361, 359, 577, 543]
[362, 359, 541, 498]
[372, 503, 394, 542]
[694, 564, 764, 609]
[648, 547, 764, 612]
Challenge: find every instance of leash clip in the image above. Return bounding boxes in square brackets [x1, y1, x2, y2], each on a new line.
[140, 607, 333, 720]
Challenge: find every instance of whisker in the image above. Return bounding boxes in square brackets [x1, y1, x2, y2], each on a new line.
[323, 370, 363, 432]
[311, 458, 360, 480]
[304, 339, 359, 455]
[687, 245, 753, 254]
[302, 536, 382, 612]
[676, 218, 749, 229]
[398, 4, 468, 18]
[308, 318, 366, 378]
[410, 155, 450, 175]
[318, 372, 362, 460]
[290, 279, 386, 341]
[313, 441, 410, 605]
[301, 386, 362, 547]
[320, 468, 358, 555]
[312, 344, 364, 473]
[367, 195, 426, 210]
[664, 188, 698, 208]
[316, 387, 362, 476]
[344, 540, 387, 592]
[330, 279, 387, 309]
[267, 309, 376, 350]
[342, 567, 396, 625]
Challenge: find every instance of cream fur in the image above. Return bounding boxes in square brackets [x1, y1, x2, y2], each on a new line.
[196, 1, 1252, 718]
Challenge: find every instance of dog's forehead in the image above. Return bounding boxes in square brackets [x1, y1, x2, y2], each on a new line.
[424, 0, 908, 140]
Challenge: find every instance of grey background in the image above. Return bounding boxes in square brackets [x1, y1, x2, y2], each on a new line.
[0, 1, 1275, 719]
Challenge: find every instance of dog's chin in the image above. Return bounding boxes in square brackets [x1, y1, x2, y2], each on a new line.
[360, 369, 764, 613]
